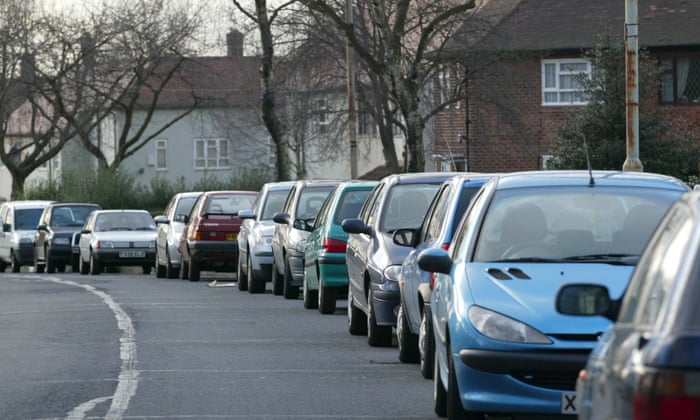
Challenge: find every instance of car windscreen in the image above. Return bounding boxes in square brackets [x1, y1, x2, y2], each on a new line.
[261, 190, 290, 220]
[379, 183, 441, 232]
[334, 189, 373, 225]
[52, 205, 100, 227]
[174, 197, 199, 222]
[15, 208, 44, 230]
[95, 212, 156, 232]
[295, 186, 335, 220]
[473, 186, 684, 262]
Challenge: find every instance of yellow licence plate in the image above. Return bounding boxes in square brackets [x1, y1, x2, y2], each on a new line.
[226, 232, 238, 241]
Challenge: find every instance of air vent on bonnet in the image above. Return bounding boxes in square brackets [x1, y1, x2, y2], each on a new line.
[485, 267, 532, 280]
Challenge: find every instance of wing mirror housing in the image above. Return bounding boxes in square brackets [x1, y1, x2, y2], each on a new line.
[417, 248, 453, 275]
[342, 218, 372, 235]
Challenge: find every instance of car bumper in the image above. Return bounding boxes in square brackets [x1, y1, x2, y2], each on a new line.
[92, 249, 156, 265]
[47, 244, 73, 262]
[15, 243, 35, 265]
[317, 254, 349, 287]
[188, 240, 239, 271]
[453, 348, 590, 415]
[370, 284, 400, 326]
[287, 250, 305, 286]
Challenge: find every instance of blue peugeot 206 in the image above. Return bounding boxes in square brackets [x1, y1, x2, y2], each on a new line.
[417, 170, 689, 419]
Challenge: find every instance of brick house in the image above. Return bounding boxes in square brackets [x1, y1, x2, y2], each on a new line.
[431, 0, 700, 173]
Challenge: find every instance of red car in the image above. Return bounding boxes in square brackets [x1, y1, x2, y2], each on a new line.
[178, 190, 258, 282]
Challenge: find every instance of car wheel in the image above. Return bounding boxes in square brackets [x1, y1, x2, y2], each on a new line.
[46, 256, 56, 274]
[89, 252, 102, 275]
[180, 259, 189, 280]
[347, 287, 367, 335]
[72, 255, 80, 272]
[397, 302, 420, 363]
[34, 258, 45, 274]
[434, 347, 447, 417]
[188, 258, 200, 282]
[367, 288, 393, 347]
[237, 250, 248, 291]
[156, 249, 166, 278]
[142, 264, 152, 275]
[302, 273, 318, 309]
[79, 254, 89, 275]
[0, 261, 6, 272]
[283, 258, 299, 299]
[11, 251, 21, 273]
[318, 281, 336, 314]
[446, 344, 469, 419]
[248, 254, 265, 294]
[165, 249, 178, 279]
[420, 305, 435, 379]
[271, 258, 283, 296]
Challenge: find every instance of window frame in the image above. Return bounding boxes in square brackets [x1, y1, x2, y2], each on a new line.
[155, 139, 167, 171]
[193, 138, 231, 170]
[542, 58, 591, 106]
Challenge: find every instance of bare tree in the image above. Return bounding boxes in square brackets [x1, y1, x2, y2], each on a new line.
[299, 0, 477, 172]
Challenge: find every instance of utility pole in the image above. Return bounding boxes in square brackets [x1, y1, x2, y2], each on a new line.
[345, 0, 358, 179]
[623, 0, 643, 171]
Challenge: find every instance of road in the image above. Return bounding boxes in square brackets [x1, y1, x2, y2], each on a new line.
[0, 269, 434, 419]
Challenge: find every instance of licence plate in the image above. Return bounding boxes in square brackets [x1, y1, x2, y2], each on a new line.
[226, 232, 238, 241]
[561, 392, 577, 414]
[119, 250, 145, 258]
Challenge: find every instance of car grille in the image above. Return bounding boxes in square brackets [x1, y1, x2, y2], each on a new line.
[510, 371, 578, 391]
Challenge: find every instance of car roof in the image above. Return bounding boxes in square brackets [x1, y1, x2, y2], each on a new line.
[174, 192, 203, 198]
[2, 200, 55, 209]
[93, 209, 150, 214]
[380, 172, 461, 185]
[263, 181, 296, 191]
[492, 170, 690, 191]
[47, 202, 101, 208]
[293, 179, 344, 187]
[201, 190, 258, 196]
[335, 180, 379, 190]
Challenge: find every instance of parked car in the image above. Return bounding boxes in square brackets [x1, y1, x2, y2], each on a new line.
[342, 172, 456, 347]
[154, 191, 203, 279]
[237, 181, 295, 293]
[34, 202, 102, 273]
[394, 174, 491, 375]
[179, 190, 257, 282]
[0, 200, 54, 272]
[77, 209, 158, 275]
[271, 180, 341, 298]
[416, 170, 689, 419]
[302, 180, 377, 313]
[562, 190, 700, 420]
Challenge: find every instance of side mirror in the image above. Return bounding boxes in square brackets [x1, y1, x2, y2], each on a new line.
[555, 284, 618, 321]
[392, 228, 417, 247]
[153, 215, 169, 225]
[273, 212, 291, 225]
[2, 223, 10, 232]
[238, 208, 255, 220]
[417, 248, 453, 275]
[342, 218, 372, 235]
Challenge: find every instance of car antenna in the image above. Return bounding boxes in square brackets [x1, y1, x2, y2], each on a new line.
[581, 133, 595, 186]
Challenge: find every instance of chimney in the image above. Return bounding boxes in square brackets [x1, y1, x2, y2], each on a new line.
[226, 29, 244, 57]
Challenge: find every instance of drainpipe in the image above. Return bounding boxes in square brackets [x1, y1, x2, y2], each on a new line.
[623, 0, 643, 171]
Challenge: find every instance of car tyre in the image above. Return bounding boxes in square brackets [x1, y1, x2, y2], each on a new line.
[347, 287, 367, 335]
[248, 254, 265, 294]
[165, 249, 178, 279]
[188, 257, 200, 282]
[446, 344, 469, 419]
[89, 252, 102, 275]
[180, 259, 189, 280]
[434, 348, 447, 417]
[420, 304, 435, 379]
[367, 288, 393, 347]
[318, 281, 336, 314]
[35, 258, 45, 274]
[237, 251, 248, 291]
[303, 274, 318, 309]
[11, 252, 21, 273]
[72, 255, 80, 272]
[46, 256, 56, 274]
[397, 303, 420, 363]
[271, 258, 284, 296]
[79, 254, 89, 275]
[142, 264, 152, 275]
[156, 249, 166, 278]
[282, 258, 299, 299]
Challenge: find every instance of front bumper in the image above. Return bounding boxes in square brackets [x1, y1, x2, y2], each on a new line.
[287, 249, 305, 286]
[92, 249, 156, 266]
[370, 283, 400, 326]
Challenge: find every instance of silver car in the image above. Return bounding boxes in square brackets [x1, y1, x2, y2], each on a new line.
[237, 181, 294, 293]
[77, 209, 157, 275]
[154, 192, 202, 278]
[0, 200, 54, 272]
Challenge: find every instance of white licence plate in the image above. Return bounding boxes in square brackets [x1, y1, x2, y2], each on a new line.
[119, 250, 145, 258]
[561, 392, 577, 414]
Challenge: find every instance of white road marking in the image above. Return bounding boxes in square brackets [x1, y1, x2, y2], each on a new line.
[35, 276, 139, 419]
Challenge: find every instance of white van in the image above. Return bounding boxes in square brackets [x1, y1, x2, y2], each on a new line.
[0, 200, 54, 272]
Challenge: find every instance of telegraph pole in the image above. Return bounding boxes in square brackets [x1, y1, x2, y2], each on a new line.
[345, 0, 358, 179]
[623, 0, 643, 171]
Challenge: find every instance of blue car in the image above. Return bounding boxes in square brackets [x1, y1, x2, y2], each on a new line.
[394, 174, 492, 377]
[417, 170, 689, 419]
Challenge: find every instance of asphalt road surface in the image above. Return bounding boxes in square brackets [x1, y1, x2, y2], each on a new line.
[0, 269, 434, 419]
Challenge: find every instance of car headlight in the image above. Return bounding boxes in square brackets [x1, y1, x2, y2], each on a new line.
[252, 230, 273, 246]
[293, 239, 306, 253]
[383, 265, 401, 282]
[53, 237, 71, 245]
[149, 241, 156, 249]
[468, 305, 552, 344]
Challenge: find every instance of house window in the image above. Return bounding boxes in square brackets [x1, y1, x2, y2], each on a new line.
[660, 56, 700, 104]
[314, 98, 329, 134]
[438, 65, 451, 109]
[194, 138, 230, 169]
[358, 111, 377, 135]
[155, 139, 167, 171]
[542, 59, 591, 105]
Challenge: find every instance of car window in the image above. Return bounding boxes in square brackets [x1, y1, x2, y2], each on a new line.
[261, 190, 291, 220]
[379, 184, 441, 232]
[295, 186, 335, 219]
[452, 186, 488, 259]
[313, 191, 335, 229]
[362, 184, 384, 225]
[15, 208, 43, 230]
[618, 205, 693, 325]
[423, 185, 451, 243]
[334, 189, 372, 225]
[473, 186, 681, 262]
[206, 194, 256, 214]
[283, 186, 298, 214]
[174, 197, 199, 222]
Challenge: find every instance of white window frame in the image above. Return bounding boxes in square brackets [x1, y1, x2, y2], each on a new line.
[155, 139, 167, 171]
[314, 98, 329, 134]
[193, 138, 231, 170]
[438, 65, 451, 109]
[542, 58, 591, 106]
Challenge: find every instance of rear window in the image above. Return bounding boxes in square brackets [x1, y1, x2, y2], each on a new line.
[334, 189, 373, 224]
[15, 208, 44, 230]
[295, 186, 335, 219]
[380, 183, 441, 232]
[205, 194, 256, 215]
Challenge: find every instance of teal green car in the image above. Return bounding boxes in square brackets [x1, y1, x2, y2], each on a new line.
[303, 180, 377, 314]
